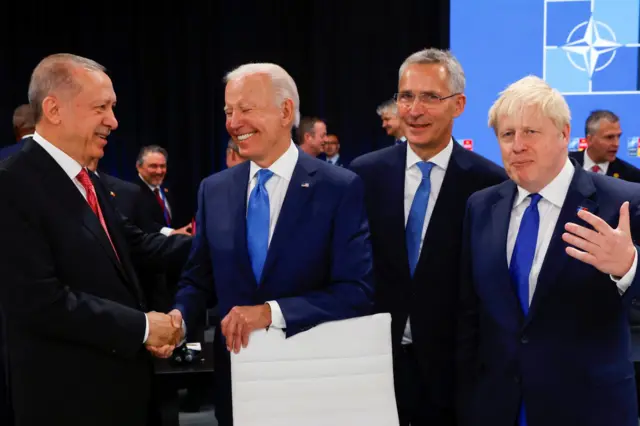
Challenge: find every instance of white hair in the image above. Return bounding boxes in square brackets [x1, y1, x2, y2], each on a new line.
[376, 99, 397, 116]
[399, 48, 465, 94]
[488, 75, 571, 132]
[224, 63, 301, 128]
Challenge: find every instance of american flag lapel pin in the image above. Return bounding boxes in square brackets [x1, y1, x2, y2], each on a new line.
[110, 191, 116, 197]
[301, 182, 310, 188]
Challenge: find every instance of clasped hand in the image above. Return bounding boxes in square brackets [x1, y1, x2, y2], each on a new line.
[145, 310, 184, 358]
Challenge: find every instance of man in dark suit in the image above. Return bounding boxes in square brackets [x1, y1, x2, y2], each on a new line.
[350, 48, 506, 426]
[320, 133, 348, 167]
[569, 110, 640, 183]
[0, 53, 191, 426]
[133, 145, 192, 236]
[87, 158, 142, 219]
[0, 104, 36, 160]
[458, 76, 640, 426]
[160, 63, 374, 426]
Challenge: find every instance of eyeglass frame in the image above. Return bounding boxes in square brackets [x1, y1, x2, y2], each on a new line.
[393, 91, 461, 107]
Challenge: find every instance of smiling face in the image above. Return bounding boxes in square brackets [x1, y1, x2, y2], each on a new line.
[397, 63, 465, 153]
[496, 105, 569, 193]
[224, 72, 293, 166]
[42, 67, 118, 166]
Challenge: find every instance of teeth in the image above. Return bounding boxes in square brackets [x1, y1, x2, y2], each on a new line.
[237, 132, 255, 141]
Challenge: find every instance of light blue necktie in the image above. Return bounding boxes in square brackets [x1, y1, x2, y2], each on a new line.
[509, 193, 542, 426]
[406, 162, 434, 276]
[247, 169, 274, 283]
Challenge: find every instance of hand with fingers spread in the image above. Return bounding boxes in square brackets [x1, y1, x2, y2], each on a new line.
[562, 201, 637, 278]
[145, 310, 185, 358]
[221, 304, 272, 354]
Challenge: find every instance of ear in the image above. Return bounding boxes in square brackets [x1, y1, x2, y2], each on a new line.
[561, 123, 571, 146]
[42, 96, 62, 125]
[452, 93, 467, 119]
[281, 98, 294, 126]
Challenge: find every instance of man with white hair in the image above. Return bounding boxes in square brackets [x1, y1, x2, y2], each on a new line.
[350, 48, 506, 426]
[457, 75, 640, 426]
[377, 98, 405, 144]
[166, 62, 374, 426]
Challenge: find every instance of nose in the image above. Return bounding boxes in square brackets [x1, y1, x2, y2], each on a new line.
[105, 109, 118, 130]
[512, 132, 527, 152]
[227, 111, 243, 131]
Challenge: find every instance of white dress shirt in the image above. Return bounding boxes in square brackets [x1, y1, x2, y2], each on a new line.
[326, 154, 340, 165]
[246, 140, 300, 329]
[32, 132, 151, 343]
[507, 158, 637, 306]
[140, 174, 174, 236]
[402, 139, 454, 345]
[582, 149, 609, 175]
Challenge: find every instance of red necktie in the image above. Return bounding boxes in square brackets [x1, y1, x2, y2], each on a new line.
[153, 188, 171, 226]
[76, 169, 120, 260]
[591, 165, 601, 173]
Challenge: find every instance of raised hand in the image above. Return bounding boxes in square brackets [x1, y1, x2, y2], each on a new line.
[563, 201, 636, 277]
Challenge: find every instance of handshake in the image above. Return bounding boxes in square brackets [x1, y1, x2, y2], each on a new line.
[144, 309, 185, 358]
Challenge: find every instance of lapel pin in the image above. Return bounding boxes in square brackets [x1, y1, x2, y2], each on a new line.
[577, 206, 589, 213]
[164, 188, 169, 193]
[613, 173, 620, 178]
[301, 182, 310, 188]
[110, 191, 116, 197]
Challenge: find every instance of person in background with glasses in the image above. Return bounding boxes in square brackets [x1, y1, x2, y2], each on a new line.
[321, 134, 347, 167]
[350, 48, 506, 426]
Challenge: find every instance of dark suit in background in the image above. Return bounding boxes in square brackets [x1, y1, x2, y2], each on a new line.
[569, 150, 640, 183]
[350, 141, 506, 425]
[96, 171, 143, 219]
[457, 162, 640, 426]
[134, 175, 185, 233]
[0, 139, 191, 426]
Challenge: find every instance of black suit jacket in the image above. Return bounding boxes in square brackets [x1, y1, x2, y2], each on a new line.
[134, 176, 184, 232]
[0, 139, 191, 426]
[350, 141, 507, 420]
[97, 171, 142, 219]
[569, 150, 640, 183]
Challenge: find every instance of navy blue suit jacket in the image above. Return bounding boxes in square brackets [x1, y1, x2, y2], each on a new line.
[350, 141, 506, 414]
[569, 149, 640, 183]
[458, 161, 640, 426]
[0, 141, 24, 161]
[174, 149, 374, 338]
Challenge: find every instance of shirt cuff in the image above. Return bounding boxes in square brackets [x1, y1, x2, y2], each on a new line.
[143, 313, 149, 343]
[613, 248, 638, 294]
[179, 319, 187, 347]
[267, 301, 286, 329]
[160, 227, 174, 236]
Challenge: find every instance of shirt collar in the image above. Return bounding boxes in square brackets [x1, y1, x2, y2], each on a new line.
[406, 138, 454, 172]
[32, 131, 83, 181]
[514, 157, 574, 209]
[584, 148, 609, 171]
[249, 140, 299, 182]
[327, 153, 340, 163]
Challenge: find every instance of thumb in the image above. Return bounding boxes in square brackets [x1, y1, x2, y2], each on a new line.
[168, 309, 183, 328]
[618, 201, 631, 234]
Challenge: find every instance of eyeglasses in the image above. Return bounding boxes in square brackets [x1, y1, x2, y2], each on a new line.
[393, 91, 461, 107]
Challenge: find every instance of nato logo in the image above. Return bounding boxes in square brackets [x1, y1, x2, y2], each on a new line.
[568, 137, 587, 152]
[628, 137, 640, 157]
[544, 0, 640, 94]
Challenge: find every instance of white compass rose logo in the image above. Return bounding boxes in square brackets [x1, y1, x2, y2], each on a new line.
[561, 16, 621, 77]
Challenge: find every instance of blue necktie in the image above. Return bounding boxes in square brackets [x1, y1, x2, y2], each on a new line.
[509, 193, 542, 426]
[406, 162, 434, 276]
[247, 169, 274, 283]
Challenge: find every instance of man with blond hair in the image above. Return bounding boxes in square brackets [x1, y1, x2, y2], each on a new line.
[457, 75, 640, 426]
[168, 62, 374, 425]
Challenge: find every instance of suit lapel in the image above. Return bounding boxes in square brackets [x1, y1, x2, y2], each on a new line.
[525, 165, 597, 326]
[489, 181, 525, 321]
[23, 141, 138, 296]
[260, 154, 318, 283]
[229, 163, 257, 287]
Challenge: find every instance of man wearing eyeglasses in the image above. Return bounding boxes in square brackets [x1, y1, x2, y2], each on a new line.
[321, 134, 346, 167]
[350, 48, 507, 426]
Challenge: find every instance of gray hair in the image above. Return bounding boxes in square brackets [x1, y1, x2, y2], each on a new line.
[376, 99, 398, 116]
[488, 75, 571, 133]
[13, 104, 36, 130]
[585, 110, 620, 137]
[224, 63, 301, 128]
[136, 145, 168, 167]
[399, 48, 466, 94]
[28, 53, 106, 123]
[227, 138, 240, 153]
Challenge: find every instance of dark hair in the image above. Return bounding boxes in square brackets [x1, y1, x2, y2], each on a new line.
[137, 145, 168, 166]
[585, 110, 619, 137]
[295, 116, 323, 145]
